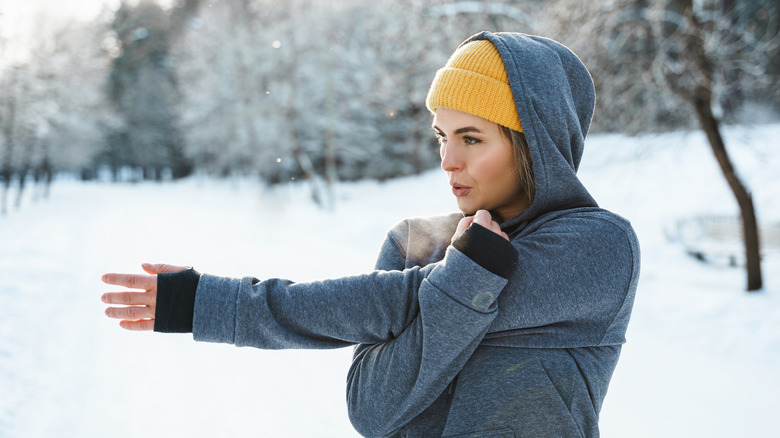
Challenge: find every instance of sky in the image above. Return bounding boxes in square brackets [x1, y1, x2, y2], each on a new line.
[0, 0, 174, 66]
[0, 0, 113, 65]
[1, 0, 118, 23]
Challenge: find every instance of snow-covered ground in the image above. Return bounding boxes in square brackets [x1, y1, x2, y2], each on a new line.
[1, 124, 779, 437]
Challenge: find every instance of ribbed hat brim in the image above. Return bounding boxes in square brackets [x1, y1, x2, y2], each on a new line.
[425, 68, 522, 132]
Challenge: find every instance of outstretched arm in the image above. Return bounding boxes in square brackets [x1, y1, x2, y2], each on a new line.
[100, 212, 514, 437]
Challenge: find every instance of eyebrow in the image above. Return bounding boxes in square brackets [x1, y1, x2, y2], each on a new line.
[431, 125, 484, 135]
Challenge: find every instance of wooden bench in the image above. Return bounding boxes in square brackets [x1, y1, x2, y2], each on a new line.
[669, 216, 780, 267]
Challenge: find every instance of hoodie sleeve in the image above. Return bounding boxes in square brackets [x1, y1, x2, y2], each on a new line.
[193, 267, 429, 348]
[345, 225, 516, 438]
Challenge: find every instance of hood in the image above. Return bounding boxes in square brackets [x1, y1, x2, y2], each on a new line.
[462, 32, 598, 230]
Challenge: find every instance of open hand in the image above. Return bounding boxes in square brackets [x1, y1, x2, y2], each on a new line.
[101, 263, 189, 331]
[452, 209, 509, 243]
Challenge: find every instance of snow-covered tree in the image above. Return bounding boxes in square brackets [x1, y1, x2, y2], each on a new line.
[540, 0, 779, 132]
[658, 0, 765, 291]
[0, 16, 112, 212]
[540, 0, 778, 290]
[106, 0, 195, 180]
[171, 0, 550, 192]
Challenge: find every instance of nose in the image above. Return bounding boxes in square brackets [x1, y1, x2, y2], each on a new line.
[440, 143, 462, 172]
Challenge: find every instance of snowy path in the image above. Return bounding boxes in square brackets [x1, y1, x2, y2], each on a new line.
[1, 124, 779, 437]
[0, 180, 378, 437]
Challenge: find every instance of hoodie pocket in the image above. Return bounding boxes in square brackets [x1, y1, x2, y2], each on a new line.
[443, 427, 515, 438]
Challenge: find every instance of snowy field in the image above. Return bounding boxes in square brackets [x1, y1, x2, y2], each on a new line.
[1, 124, 779, 437]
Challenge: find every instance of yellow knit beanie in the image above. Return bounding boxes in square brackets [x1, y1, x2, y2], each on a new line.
[425, 39, 522, 132]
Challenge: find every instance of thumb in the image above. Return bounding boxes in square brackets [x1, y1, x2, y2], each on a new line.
[456, 216, 475, 234]
[451, 216, 475, 244]
[142, 263, 190, 275]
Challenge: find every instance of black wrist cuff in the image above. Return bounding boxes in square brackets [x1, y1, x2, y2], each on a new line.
[452, 224, 518, 279]
[154, 268, 201, 333]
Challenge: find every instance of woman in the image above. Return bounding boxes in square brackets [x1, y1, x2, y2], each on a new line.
[102, 31, 640, 437]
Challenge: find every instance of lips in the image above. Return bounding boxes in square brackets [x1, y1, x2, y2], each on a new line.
[450, 182, 471, 197]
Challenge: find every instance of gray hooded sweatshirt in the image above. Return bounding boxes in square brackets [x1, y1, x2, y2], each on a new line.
[175, 32, 640, 438]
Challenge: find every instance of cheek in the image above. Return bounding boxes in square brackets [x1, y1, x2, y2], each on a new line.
[473, 149, 516, 189]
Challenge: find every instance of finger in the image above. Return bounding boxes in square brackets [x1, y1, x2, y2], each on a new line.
[102, 291, 155, 306]
[487, 220, 509, 240]
[452, 216, 474, 243]
[456, 216, 474, 234]
[102, 273, 156, 290]
[119, 319, 155, 331]
[472, 209, 493, 228]
[452, 216, 474, 239]
[142, 263, 190, 275]
[105, 306, 155, 320]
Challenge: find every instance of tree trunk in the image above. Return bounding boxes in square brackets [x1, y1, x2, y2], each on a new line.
[15, 137, 34, 209]
[1, 92, 16, 216]
[43, 159, 53, 200]
[285, 0, 323, 206]
[691, 89, 762, 290]
[672, 0, 763, 291]
[0, 176, 9, 216]
[15, 167, 28, 209]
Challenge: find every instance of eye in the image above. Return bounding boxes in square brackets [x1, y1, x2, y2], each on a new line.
[463, 136, 481, 145]
[434, 131, 446, 144]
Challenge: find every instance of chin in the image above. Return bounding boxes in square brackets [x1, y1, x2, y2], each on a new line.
[456, 202, 479, 217]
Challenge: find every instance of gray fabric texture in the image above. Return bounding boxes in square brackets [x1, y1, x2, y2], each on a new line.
[191, 31, 640, 438]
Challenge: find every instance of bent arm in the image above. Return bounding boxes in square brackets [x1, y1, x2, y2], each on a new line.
[346, 224, 517, 437]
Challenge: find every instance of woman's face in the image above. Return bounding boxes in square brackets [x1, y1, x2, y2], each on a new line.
[433, 108, 529, 223]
